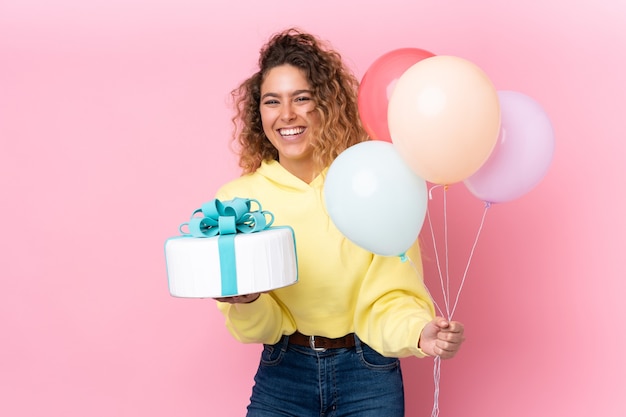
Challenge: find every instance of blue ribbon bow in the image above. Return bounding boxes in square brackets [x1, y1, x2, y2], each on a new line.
[179, 198, 274, 296]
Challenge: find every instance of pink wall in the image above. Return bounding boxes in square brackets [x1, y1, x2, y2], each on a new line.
[2, 1, 624, 416]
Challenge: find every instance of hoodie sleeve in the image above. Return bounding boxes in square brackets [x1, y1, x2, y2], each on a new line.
[353, 241, 436, 358]
[216, 293, 296, 344]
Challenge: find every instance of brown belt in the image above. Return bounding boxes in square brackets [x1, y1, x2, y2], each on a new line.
[289, 331, 356, 351]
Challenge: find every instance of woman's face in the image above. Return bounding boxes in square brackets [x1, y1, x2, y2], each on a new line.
[260, 64, 320, 182]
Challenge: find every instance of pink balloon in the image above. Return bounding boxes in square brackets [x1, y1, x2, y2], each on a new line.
[358, 48, 435, 142]
[464, 91, 555, 203]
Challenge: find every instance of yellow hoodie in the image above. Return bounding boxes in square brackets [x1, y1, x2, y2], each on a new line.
[216, 160, 434, 358]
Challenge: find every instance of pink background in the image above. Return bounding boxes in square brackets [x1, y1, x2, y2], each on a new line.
[2, 1, 625, 416]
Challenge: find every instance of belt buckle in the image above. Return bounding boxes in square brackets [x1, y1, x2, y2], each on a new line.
[309, 335, 327, 352]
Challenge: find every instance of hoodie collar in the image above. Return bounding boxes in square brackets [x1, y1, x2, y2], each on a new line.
[257, 160, 327, 191]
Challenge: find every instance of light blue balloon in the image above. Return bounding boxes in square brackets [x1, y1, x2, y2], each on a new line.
[324, 141, 428, 257]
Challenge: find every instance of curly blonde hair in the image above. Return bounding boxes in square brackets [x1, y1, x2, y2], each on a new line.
[230, 28, 369, 175]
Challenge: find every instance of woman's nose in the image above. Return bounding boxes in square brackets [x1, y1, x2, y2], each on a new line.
[280, 103, 296, 121]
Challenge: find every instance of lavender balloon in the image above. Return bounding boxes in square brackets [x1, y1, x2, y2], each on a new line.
[464, 90, 555, 203]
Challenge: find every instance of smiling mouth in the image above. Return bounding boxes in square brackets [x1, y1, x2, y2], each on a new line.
[279, 127, 306, 138]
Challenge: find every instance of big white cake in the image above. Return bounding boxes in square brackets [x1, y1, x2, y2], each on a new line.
[165, 227, 298, 298]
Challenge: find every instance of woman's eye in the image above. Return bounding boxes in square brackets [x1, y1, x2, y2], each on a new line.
[295, 96, 311, 103]
[263, 99, 279, 105]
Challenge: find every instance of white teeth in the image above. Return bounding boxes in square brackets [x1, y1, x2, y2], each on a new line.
[279, 127, 305, 136]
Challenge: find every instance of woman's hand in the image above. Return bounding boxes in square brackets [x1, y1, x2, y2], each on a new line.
[214, 293, 261, 304]
[418, 317, 465, 359]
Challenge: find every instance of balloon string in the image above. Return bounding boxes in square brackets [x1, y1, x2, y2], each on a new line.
[443, 187, 451, 319]
[431, 356, 441, 417]
[425, 200, 446, 318]
[449, 201, 490, 318]
[426, 185, 449, 417]
[426, 187, 491, 320]
[428, 184, 444, 200]
[405, 252, 442, 417]
[425, 187, 491, 417]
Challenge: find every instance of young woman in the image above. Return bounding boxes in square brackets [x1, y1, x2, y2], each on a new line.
[214, 28, 465, 417]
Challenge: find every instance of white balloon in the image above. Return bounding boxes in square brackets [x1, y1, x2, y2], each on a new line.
[324, 141, 428, 257]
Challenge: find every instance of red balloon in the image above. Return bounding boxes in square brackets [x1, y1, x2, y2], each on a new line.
[358, 48, 435, 142]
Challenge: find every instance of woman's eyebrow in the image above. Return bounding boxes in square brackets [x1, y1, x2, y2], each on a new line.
[261, 89, 313, 100]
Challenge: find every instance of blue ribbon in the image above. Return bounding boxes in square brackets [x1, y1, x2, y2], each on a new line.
[179, 198, 274, 296]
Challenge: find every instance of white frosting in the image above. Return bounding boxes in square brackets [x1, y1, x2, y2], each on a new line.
[165, 228, 298, 298]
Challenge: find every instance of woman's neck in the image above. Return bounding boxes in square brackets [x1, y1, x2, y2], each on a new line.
[279, 159, 316, 184]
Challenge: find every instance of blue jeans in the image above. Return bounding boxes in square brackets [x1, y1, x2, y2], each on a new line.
[246, 334, 405, 417]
